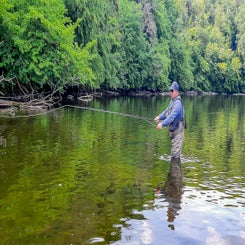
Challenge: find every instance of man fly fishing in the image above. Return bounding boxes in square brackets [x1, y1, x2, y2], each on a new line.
[154, 81, 185, 159]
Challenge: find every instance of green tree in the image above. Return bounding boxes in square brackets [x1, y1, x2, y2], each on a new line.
[64, 0, 121, 90]
[167, 0, 194, 91]
[0, 0, 94, 94]
[117, 0, 150, 90]
[1, 0, 245, 95]
[143, 0, 171, 91]
[234, 0, 245, 92]
[185, 0, 244, 93]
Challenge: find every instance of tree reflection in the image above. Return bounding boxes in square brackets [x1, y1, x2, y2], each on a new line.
[0, 135, 6, 147]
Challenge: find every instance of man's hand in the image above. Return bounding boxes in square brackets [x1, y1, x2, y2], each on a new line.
[154, 116, 160, 122]
[157, 122, 163, 130]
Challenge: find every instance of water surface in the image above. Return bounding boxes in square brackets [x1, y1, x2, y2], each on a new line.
[0, 95, 244, 244]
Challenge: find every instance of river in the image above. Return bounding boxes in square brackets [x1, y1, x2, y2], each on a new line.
[0, 95, 244, 244]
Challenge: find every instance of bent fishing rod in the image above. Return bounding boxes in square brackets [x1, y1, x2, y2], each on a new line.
[0, 105, 156, 126]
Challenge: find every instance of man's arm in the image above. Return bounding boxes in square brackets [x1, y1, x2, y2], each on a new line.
[159, 100, 182, 128]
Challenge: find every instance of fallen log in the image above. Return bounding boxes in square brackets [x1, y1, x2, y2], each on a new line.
[78, 94, 93, 102]
[0, 99, 13, 108]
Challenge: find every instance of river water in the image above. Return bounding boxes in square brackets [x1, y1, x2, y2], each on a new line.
[0, 95, 244, 245]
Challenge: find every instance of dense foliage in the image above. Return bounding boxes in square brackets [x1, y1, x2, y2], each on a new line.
[0, 0, 244, 95]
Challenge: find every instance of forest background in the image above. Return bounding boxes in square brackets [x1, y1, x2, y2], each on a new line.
[0, 0, 244, 97]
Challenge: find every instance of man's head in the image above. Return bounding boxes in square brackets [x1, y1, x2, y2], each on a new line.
[169, 81, 179, 98]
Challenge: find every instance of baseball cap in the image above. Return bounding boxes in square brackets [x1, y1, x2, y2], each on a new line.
[169, 81, 179, 91]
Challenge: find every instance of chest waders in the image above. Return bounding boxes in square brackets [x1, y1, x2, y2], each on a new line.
[166, 96, 185, 158]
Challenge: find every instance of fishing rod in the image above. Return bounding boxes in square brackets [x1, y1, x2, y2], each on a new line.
[0, 105, 156, 126]
[67, 105, 155, 126]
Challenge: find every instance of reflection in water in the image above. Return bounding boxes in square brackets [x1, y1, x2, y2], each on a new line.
[155, 157, 183, 230]
[0, 95, 245, 244]
[0, 136, 6, 147]
[0, 127, 6, 148]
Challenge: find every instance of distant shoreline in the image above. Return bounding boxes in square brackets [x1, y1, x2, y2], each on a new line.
[0, 91, 244, 116]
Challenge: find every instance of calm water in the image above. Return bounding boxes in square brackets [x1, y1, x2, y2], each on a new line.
[0, 95, 244, 245]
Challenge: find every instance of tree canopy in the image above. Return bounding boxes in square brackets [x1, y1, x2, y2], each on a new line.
[0, 0, 244, 95]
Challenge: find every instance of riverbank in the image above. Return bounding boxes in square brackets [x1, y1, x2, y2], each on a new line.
[0, 92, 61, 116]
[0, 90, 244, 116]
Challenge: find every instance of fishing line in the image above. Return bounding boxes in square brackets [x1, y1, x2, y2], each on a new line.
[0, 104, 155, 126]
[67, 105, 155, 126]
